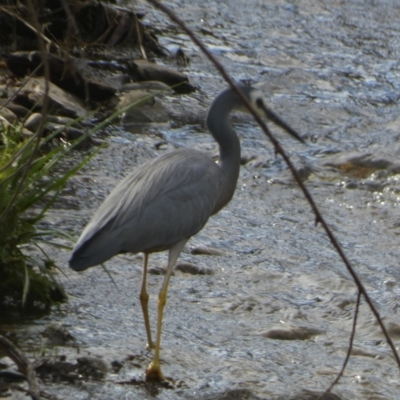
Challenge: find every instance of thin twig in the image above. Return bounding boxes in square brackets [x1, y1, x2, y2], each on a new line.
[322, 291, 362, 397]
[134, 12, 147, 60]
[146, 0, 400, 371]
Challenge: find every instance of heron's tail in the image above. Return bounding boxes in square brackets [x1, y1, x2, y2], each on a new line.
[68, 232, 121, 271]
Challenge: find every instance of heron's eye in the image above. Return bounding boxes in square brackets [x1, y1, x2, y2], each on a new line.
[256, 98, 264, 108]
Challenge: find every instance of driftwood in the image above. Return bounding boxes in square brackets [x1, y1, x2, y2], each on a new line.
[0, 334, 40, 400]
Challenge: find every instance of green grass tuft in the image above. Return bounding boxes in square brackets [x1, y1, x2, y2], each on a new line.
[0, 121, 96, 310]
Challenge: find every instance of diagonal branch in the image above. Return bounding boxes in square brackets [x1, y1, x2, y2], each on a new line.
[146, 0, 400, 370]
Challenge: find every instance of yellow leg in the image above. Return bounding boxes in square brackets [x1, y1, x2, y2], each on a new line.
[139, 253, 154, 349]
[145, 239, 187, 381]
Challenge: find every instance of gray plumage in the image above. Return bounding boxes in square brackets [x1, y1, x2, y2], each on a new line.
[70, 149, 221, 270]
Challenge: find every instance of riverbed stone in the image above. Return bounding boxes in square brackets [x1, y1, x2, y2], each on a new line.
[12, 77, 87, 118]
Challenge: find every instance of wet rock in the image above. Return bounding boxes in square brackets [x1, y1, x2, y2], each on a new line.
[121, 81, 173, 94]
[7, 52, 116, 101]
[111, 359, 124, 373]
[119, 90, 155, 109]
[175, 47, 190, 67]
[383, 278, 396, 288]
[48, 115, 84, 129]
[0, 115, 11, 128]
[261, 325, 323, 340]
[345, 180, 358, 189]
[24, 112, 91, 146]
[240, 153, 257, 165]
[24, 113, 43, 132]
[0, 370, 26, 382]
[106, 73, 132, 89]
[226, 297, 273, 314]
[13, 77, 87, 118]
[41, 323, 76, 347]
[119, 89, 170, 125]
[385, 322, 400, 337]
[55, 125, 88, 142]
[296, 163, 313, 181]
[191, 246, 228, 256]
[36, 358, 78, 383]
[155, 140, 168, 149]
[350, 346, 384, 359]
[2, 102, 31, 119]
[77, 356, 108, 380]
[359, 180, 387, 192]
[127, 60, 197, 94]
[148, 266, 168, 275]
[202, 389, 259, 400]
[0, 107, 17, 123]
[333, 296, 356, 309]
[276, 390, 342, 400]
[175, 262, 215, 275]
[324, 151, 399, 178]
[246, 155, 270, 168]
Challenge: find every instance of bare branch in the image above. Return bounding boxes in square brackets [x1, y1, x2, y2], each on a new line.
[146, 0, 400, 370]
[322, 291, 362, 396]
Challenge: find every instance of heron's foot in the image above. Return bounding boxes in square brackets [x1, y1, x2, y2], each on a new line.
[145, 361, 165, 381]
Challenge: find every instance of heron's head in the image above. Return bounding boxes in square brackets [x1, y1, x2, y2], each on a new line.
[235, 85, 305, 144]
[233, 86, 265, 115]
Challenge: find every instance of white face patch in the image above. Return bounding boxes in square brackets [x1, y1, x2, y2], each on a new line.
[233, 87, 268, 117]
[249, 89, 268, 117]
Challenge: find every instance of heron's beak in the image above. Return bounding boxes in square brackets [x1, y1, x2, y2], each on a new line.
[257, 100, 306, 144]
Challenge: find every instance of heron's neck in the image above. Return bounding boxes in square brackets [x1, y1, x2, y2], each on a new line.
[206, 92, 241, 214]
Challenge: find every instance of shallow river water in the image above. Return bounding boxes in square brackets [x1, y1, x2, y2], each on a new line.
[4, 0, 400, 399]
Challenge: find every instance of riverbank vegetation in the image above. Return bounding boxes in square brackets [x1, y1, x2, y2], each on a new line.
[0, 122, 91, 309]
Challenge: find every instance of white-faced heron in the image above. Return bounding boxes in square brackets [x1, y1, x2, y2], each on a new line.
[69, 85, 304, 380]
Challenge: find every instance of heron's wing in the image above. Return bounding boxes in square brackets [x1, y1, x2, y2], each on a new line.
[70, 149, 221, 269]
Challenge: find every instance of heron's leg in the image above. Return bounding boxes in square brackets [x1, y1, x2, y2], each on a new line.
[139, 253, 154, 349]
[145, 238, 188, 381]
